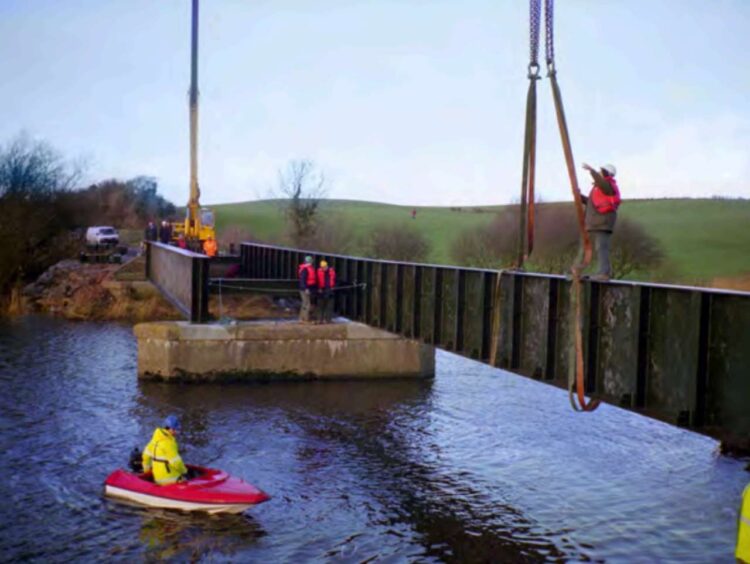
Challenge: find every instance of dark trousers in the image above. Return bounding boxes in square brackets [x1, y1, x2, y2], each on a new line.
[317, 294, 333, 323]
[576, 230, 612, 276]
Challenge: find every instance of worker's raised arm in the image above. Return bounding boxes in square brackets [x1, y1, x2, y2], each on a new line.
[582, 163, 614, 195]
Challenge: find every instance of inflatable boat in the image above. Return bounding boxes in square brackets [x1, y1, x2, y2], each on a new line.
[104, 465, 270, 514]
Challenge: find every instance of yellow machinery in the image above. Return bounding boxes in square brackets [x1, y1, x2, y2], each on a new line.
[172, 0, 216, 249]
[171, 207, 215, 245]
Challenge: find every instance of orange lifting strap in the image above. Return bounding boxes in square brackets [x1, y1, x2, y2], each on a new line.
[516, 0, 599, 412]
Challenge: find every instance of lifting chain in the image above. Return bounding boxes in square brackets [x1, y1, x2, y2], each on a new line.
[544, 0, 555, 72]
[528, 0, 542, 77]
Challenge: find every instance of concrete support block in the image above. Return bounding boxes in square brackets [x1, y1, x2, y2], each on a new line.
[134, 320, 435, 381]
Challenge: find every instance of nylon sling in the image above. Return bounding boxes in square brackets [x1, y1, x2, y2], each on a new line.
[511, 0, 599, 411]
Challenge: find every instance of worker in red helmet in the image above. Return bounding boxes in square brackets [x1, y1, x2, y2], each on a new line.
[315, 260, 336, 324]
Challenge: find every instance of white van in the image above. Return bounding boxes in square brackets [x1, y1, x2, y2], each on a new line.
[86, 226, 120, 246]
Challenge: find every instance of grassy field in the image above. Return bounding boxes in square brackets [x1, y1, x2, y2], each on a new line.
[212, 198, 750, 285]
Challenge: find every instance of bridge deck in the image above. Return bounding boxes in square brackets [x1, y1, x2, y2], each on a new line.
[145, 241, 750, 453]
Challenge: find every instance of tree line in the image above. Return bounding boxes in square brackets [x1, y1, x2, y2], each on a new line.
[1, 137, 664, 306]
[0, 134, 176, 300]
[250, 159, 663, 278]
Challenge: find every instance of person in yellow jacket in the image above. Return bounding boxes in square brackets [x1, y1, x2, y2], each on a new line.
[738, 482, 750, 563]
[142, 415, 188, 485]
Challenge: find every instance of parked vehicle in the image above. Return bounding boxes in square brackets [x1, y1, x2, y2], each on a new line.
[86, 226, 119, 246]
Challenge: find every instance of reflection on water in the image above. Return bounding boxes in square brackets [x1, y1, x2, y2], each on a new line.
[137, 510, 265, 561]
[0, 316, 747, 562]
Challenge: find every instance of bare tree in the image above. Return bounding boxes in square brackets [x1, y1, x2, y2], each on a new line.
[276, 160, 327, 247]
[0, 133, 83, 297]
[0, 133, 80, 197]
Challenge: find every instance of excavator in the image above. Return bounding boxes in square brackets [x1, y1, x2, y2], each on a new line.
[171, 0, 216, 249]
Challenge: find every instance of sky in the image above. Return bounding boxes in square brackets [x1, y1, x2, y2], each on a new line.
[0, 0, 749, 206]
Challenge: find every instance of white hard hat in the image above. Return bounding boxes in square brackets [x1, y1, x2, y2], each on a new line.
[601, 163, 617, 176]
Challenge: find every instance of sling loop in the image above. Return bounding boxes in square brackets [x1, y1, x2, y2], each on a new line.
[567, 275, 601, 412]
[549, 69, 597, 411]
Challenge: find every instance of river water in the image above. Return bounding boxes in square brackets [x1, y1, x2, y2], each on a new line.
[0, 316, 746, 563]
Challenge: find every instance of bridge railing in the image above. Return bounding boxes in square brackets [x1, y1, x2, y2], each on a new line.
[240, 241, 750, 450]
[146, 242, 210, 323]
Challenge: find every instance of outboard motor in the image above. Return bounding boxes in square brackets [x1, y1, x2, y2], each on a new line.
[128, 446, 143, 473]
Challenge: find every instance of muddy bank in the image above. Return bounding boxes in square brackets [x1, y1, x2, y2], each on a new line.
[13, 258, 292, 322]
[19, 260, 181, 321]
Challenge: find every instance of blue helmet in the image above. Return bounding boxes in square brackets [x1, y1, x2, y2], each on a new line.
[163, 414, 181, 431]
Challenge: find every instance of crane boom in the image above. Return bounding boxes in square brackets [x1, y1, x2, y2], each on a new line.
[188, 0, 200, 234]
[173, 0, 215, 248]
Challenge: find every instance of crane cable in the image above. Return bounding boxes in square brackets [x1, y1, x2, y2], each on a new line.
[516, 0, 599, 411]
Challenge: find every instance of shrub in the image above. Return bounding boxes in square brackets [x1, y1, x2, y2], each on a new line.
[297, 214, 358, 255]
[449, 207, 519, 268]
[450, 203, 664, 278]
[365, 222, 431, 262]
[610, 220, 664, 279]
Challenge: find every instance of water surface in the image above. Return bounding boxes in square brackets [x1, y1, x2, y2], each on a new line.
[0, 316, 745, 562]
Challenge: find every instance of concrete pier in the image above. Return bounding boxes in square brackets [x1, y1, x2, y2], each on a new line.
[134, 320, 435, 381]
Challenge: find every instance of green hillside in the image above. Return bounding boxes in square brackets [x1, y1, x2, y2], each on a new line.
[618, 199, 750, 281]
[212, 198, 750, 284]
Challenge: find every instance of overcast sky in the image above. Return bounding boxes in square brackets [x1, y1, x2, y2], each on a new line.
[1, 0, 748, 206]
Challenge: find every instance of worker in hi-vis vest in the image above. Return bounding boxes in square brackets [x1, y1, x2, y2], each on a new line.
[738, 482, 750, 563]
[574, 162, 621, 282]
[298, 255, 317, 323]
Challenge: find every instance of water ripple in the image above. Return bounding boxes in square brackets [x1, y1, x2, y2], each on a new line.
[0, 317, 746, 562]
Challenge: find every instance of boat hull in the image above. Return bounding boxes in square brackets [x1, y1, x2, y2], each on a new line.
[104, 484, 255, 514]
[104, 465, 269, 514]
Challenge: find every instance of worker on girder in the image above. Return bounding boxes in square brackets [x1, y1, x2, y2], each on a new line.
[573, 163, 621, 281]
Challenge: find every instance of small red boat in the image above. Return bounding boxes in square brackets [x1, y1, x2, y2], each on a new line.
[104, 465, 270, 514]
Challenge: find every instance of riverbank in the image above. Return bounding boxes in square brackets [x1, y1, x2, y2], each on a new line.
[11, 258, 290, 322]
[18, 259, 180, 321]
